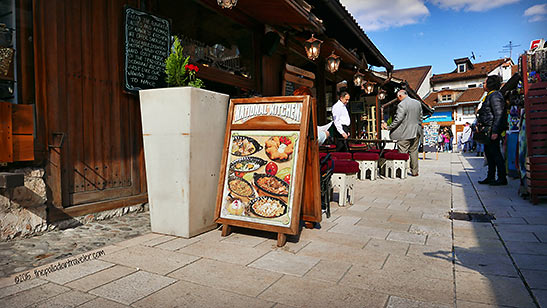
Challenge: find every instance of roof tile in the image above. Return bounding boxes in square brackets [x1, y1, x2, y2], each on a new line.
[431, 59, 510, 83]
[455, 87, 485, 103]
[392, 66, 432, 93]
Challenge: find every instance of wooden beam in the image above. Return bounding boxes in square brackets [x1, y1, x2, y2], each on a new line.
[48, 193, 148, 222]
[0, 102, 13, 162]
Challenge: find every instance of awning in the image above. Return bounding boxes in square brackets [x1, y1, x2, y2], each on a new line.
[424, 111, 453, 123]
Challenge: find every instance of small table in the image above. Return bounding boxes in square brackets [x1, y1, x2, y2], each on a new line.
[347, 138, 396, 157]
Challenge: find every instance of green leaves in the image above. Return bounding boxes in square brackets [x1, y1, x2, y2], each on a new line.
[165, 36, 204, 88]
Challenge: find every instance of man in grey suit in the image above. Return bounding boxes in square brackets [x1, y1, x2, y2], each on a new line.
[383, 89, 422, 176]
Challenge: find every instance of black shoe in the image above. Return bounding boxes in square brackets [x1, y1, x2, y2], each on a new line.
[478, 178, 495, 184]
[490, 179, 508, 186]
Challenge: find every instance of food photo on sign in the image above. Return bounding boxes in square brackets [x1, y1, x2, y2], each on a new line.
[220, 131, 300, 226]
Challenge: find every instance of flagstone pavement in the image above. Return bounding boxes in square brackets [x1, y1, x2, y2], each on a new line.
[0, 153, 546, 307]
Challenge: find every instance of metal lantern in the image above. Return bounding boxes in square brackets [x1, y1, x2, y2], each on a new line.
[217, 0, 237, 9]
[327, 52, 340, 73]
[304, 34, 322, 61]
[377, 89, 387, 100]
[363, 81, 375, 94]
[353, 71, 364, 86]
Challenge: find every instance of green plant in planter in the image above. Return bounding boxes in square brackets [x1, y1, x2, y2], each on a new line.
[165, 36, 204, 88]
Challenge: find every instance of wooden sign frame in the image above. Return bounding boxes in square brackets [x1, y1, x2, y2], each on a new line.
[215, 96, 314, 246]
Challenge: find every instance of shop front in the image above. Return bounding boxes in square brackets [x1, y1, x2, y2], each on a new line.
[0, 0, 394, 238]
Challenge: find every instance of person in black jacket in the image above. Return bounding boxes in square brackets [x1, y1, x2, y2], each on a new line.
[477, 75, 507, 186]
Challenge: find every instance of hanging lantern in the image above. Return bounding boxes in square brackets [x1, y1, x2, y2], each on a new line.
[377, 89, 387, 100]
[327, 51, 340, 73]
[364, 81, 375, 94]
[217, 0, 237, 9]
[304, 34, 322, 61]
[353, 71, 364, 87]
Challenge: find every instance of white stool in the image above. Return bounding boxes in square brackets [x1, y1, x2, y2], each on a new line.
[357, 160, 377, 180]
[385, 160, 407, 179]
[331, 173, 357, 206]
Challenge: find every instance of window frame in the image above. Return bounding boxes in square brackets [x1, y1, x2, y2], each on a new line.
[462, 105, 475, 115]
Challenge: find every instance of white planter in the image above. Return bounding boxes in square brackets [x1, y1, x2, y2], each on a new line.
[139, 87, 229, 238]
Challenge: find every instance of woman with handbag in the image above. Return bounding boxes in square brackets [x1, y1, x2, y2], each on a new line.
[476, 75, 507, 186]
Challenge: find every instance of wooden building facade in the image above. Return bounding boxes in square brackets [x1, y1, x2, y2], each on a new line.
[3, 0, 393, 222]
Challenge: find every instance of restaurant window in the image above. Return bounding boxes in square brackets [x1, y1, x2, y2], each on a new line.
[441, 94, 452, 102]
[158, 0, 255, 81]
[462, 106, 474, 115]
[458, 64, 466, 73]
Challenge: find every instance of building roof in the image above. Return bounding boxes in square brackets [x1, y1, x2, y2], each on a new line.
[431, 58, 510, 84]
[308, 0, 393, 71]
[425, 87, 484, 109]
[424, 93, 437, 108]
[455, 87, 485, 103]
[391, 66, 432, 93]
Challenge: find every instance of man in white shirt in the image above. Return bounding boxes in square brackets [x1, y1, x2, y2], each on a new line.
[332, 92, 351, 151]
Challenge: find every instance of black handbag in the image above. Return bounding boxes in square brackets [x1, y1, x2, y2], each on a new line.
[473, 123, 491, 145]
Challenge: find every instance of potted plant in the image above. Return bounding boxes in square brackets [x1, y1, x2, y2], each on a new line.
[139, 36, 229, 238]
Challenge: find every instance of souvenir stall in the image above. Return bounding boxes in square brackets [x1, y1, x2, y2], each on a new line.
[519, 40, 547, 204]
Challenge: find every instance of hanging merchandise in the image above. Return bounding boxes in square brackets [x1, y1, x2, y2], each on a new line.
[0, 24, 12, 47]
[0, 47, 14, 77]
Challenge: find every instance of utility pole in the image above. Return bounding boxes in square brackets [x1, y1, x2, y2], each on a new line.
[499, 41, 521, 59]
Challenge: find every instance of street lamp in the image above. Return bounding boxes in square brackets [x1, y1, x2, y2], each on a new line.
[327, 51, 340, 73]
[217, 0, 237, 9]
[363, 81, 375, 94]
[377, 89, 387, 100]
[353, 71, 364, 87]
[304, 34, 322, 61]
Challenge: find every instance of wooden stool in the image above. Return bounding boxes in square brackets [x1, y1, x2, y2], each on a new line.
[382, 152, 409, 179]
[353, 152, 380, 180]
[330, 159, 359, 206]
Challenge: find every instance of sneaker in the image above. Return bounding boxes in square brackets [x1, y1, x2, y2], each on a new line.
[478, 178, 495, 184]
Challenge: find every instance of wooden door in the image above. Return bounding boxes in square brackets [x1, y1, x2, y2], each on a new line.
[33, 0, 147, 217]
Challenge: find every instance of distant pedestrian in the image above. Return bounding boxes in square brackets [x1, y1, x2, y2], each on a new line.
[477, 75, 507, 186]
[462, 122, 472, 152]
[443, 131, 450, 152]
[382, 89, 422, 176]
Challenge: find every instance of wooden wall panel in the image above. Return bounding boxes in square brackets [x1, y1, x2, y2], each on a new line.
[34, 0, 145, 210]
[108, 0, 123, 189]
[12, 135, 33, 161]
[0, 102, 13, 163]
[262, 53, 284, 96]
[65, 0, 85, 193]
[11, 104, 33, 134]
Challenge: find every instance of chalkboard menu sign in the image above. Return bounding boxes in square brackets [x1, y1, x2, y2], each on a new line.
[284, 81, 295, 96]
[124, 7, 170, 92]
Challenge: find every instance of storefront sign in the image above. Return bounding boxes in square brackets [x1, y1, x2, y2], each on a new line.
[530, 39, 545, 51]
[233, 103, 302, 124]
[216, 96, 315, 244]
[124, 7, 170, 92]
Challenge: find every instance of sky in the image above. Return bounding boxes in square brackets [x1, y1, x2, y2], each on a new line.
[339, 0, 547, 74]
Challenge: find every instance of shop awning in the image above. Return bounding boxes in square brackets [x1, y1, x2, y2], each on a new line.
[424, 111, 453, 123]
